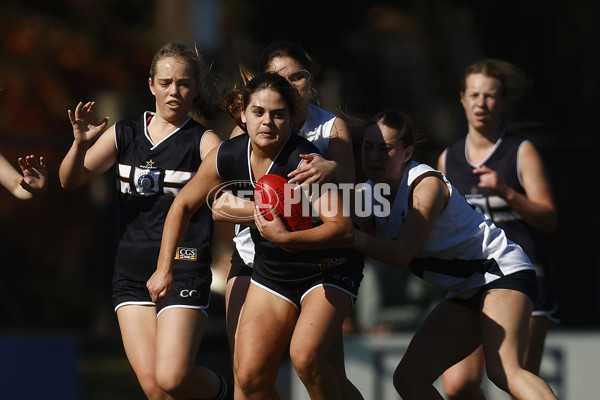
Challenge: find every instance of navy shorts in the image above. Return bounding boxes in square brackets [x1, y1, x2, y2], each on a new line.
[251, 260, 364, 310]
[531, 263, 560, 322]
[112, 271, 212, 317]
[227, 248, 253, 281]
[449, 269, 538, 311]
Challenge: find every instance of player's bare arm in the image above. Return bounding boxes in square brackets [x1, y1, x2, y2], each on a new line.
[254, 185, 352, 250]
[354, 175, 448, 269]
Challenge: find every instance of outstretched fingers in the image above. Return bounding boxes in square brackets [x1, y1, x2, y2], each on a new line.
[18, 155, 48, 194]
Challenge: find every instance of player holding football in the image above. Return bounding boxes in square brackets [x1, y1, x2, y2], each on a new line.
[148, 72, 364, 400]
[259, 108, 557, 399]
[212, 41, 362, 400]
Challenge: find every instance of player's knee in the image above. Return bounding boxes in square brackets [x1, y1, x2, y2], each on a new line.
[443, 380, 463, 399]
[136, 373, 164, 399]
[445, 382, 485, 400]
[155, 366, 188, 396]
[443, 375, 484, 399]
[289, 345, 321, 383]
[392, 362, 414, 396]
[236, 363, 271, 396]
[393, 360, 439, 398]
[484, 362, 510, 393]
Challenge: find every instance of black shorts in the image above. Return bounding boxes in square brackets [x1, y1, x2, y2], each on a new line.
[227, 248, 253, 281]
[531, 263, 560, 322]
[449, 269, 538, 311]
[112, 272, 212, 316]
[251, 261, 364, 310]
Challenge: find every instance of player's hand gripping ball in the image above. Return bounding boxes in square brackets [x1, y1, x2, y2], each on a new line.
[254, 174, 312, 232]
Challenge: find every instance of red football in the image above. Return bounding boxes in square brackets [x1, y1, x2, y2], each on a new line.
[254, 174, 312, 232]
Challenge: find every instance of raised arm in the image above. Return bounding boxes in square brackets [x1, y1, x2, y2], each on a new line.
[59, 101, 113, 189]
[325, 117, 355, 182]
[0, 153, 47, 200]
[287, 117, 355, 184]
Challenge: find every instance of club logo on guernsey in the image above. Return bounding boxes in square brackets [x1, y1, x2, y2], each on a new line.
[134, 159, 161, 196]
[175, 247, 197, 261]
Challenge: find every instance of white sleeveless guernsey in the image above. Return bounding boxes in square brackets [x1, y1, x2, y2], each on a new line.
[368, 161, 534, 299]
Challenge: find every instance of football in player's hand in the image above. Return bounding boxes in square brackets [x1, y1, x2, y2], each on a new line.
[254, 174, 312, 232]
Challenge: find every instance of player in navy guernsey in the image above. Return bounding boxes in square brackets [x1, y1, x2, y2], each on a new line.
[151, 72, 363, 400]
[338, 110, 556, 399]
[60, 43, 231, 400]
[217, 130, 361, 286]
[438, 59, 558, 400]
[442, 132, 553, 287]
[114, 113, 213, 281]
[211, 42, 362, 400]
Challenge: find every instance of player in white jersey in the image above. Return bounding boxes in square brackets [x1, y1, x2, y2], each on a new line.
[263, 109, 556, 399]
[212, 41, 362, 399]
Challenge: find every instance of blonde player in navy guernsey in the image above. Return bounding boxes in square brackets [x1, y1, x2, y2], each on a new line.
[439, 59, 558, 400]
[60, 43, 230, 400]
[211, 41, 362, 400]
[342, 110, 555, 399]
[151, 72, 363, 400]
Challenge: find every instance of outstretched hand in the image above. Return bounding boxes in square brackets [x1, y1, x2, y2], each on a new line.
[18, 155, 47, 196]
[68, 101, 110, 145]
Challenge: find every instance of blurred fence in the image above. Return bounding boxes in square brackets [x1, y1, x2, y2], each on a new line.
[283, 330, 600, 400]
